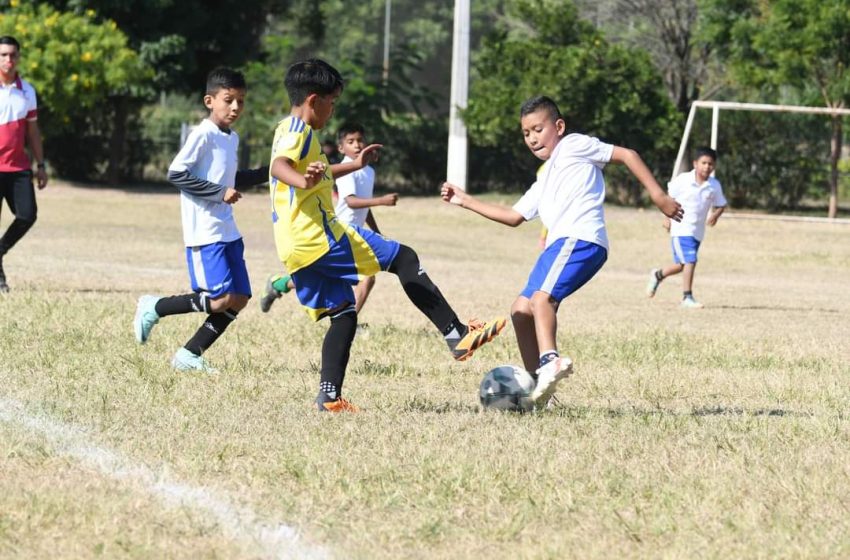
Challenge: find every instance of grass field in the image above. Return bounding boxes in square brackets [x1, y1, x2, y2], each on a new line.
[1, 184, 849, 559]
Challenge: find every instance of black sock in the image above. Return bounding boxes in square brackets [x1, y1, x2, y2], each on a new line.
[683, 291, 693, 299]
[655, 269, 664, 281]
[319, 307, 357, 400]
[155, 293, 210, 316]
[183, 308, 238, 356]
[388, 244, 460, 336]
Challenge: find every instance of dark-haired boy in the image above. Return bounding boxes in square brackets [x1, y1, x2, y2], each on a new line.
[269, 58, 505, 412]
[133, 67, 268, 373]
[646, 146, 726, 308]
[442, 95, 683, 406]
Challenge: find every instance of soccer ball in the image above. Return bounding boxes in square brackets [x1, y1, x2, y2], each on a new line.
[479, 365, 535, 412]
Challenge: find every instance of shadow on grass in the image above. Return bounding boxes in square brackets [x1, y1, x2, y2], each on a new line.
[548, 404, 810, 419]
[711, 304, 841, 314]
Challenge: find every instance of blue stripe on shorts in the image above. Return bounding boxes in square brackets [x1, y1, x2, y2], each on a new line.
[291, 225, 400, 321]
[185, 238, 251, 298]
[671, 236, 700, 264]
[520, 238, 607, 302]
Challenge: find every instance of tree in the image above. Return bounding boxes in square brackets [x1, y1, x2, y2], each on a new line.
[464, 0, 679, 201]
[702, 0, 850, 218]
[576, 0, 718, 115]
[0, 3, 150, 178]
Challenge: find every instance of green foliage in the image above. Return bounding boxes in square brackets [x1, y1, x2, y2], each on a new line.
[699, 111, 831, 210]
[0, 3, 152, 179]
[464, 0, 679, 199]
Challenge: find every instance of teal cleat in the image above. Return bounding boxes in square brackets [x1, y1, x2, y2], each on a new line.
[646, 269, 662, 298]
[134, 295, 161, 344]
[171, 348, 219, 374]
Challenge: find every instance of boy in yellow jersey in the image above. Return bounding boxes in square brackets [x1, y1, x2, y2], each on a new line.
[269, 59, 505, 412]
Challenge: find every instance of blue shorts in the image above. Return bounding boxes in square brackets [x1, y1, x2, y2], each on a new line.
[291, 225, 400, 321]
[186, 238, 251, 298]
[520, 238, 607, 302]
[671, 236, 701, 264]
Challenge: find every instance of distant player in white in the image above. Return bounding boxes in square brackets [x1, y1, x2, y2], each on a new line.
[442, 96, 683, 406]
[259, 122, 398, 317]
[333, 122, 398, 314]
[646, 146, 726, 308]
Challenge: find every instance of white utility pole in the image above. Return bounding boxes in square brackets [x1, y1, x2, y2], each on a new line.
[446, 0, 470, 187]
[382, 0, 391, 83]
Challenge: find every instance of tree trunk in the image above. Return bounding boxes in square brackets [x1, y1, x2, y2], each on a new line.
[107, 96, 129, 186]
[828, 116, 841, 219]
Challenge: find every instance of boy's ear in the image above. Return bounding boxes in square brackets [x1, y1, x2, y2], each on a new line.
[304, 92, 319, 109]
[556, 118, 566, 136]
[203, 94, 214, 110]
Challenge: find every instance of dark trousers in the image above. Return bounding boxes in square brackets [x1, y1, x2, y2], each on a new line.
[0, 170, 37, 255]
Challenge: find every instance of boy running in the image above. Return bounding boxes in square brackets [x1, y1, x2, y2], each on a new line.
[442, 96, 682, 405]
[133, 68, 267, 372]
[270, 58, 504, 412]
[646, 146, 726, 308]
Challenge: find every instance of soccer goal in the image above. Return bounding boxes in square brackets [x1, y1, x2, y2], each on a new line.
[672, 101, 850, 224]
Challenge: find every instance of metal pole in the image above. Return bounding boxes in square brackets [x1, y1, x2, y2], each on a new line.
[672, 103, 698, 181]
[446, 0, 470, 187]
[382, 0, 391, 84]
[710, 103, 719, 150]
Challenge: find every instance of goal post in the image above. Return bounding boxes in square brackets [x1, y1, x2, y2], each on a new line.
[673, 100, 850, 180]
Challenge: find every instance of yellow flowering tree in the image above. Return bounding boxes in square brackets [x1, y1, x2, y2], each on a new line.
[0, 2, 151, 177]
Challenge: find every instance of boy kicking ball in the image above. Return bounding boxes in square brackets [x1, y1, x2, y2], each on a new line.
[442, 96, 682, 406]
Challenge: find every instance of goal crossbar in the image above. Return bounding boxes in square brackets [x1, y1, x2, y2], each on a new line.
[672, 100, 850, 181]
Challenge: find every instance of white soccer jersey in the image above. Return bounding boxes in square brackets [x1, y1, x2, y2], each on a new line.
[168, 118, 241, 247]
[668, 169, 727, 241]
[334, 156, 375, 227]
[513, 133, 614, 250]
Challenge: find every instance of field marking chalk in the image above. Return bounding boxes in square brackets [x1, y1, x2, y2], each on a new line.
[0, 397, 329, 560]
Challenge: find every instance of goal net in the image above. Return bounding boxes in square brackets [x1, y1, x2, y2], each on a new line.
[673, 101, 850, 221]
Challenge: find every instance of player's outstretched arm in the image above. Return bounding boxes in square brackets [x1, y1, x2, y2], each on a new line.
[610, 147, 684, 222]
[707, 206, 725, 226]
[331, 144, 383, 179]
[441, 182, 525, 226]
[345, 193, 399, 209]
[271, 156, 325, 189]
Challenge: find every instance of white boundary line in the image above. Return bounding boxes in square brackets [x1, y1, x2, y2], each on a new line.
[0, 397, 329, 560]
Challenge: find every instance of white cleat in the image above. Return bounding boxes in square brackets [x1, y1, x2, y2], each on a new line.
[531, 356, 573, 405]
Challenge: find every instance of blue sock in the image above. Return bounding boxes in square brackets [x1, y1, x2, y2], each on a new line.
[538, 351, 559, 369]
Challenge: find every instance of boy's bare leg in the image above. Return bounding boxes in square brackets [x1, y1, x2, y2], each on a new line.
[682, 263, 696, 293]
[353, 275, 375, 314]
[529, 291, 558, 356]
[510, 296, 539, 373]
[661, 263, 685, 278]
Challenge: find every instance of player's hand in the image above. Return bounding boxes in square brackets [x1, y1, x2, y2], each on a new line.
[357, 144, 383, 167]
[662, 217, 671, 232]
[707, 216, 718, 227]
[381, 193, 399, 206]
[654, 193, 683, 222]
[35, 168, 48, 190]
[441, 182, 468, 206]
[304, 161, 326, 187]
[223, 188, 242, 204]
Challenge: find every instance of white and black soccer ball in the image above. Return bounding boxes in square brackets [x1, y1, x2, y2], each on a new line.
[479, 364, 535, 412]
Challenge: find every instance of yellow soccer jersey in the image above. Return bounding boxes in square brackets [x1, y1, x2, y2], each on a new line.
[269, 116, 347, 272]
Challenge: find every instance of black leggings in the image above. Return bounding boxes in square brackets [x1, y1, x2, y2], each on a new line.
[387, 244, 459, 334]
[0, 170, 37, 254]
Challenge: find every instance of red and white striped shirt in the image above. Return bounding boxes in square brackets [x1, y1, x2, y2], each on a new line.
[0, 75, 37, 172]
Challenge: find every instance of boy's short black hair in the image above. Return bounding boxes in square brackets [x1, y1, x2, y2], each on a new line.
[520, 95, 562, 122]
[0, 36, 21, 50]
[337, 122, 365, 143]
[694, 146, 718, 161]
[285, 58, 344, 107]
[205, 67, 246, 95]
